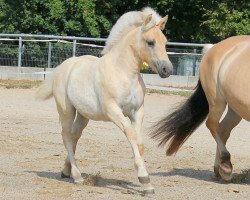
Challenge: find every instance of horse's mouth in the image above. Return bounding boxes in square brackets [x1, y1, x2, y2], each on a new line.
[158, 72, 169, 78]
[157, 63, 173, 78]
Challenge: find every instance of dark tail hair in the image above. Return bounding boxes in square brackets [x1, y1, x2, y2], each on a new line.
[151, 80, 209, 155]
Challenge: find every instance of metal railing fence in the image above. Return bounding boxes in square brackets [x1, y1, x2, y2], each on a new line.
[0, 33, 208, 76]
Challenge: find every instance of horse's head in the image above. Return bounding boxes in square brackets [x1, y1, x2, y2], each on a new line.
[139, 14, 173, 78]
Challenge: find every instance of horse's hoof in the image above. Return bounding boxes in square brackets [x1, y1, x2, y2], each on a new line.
[61, 172, 70, 179]
[214, 166, 221, 178]
[143, 188, 155, 195]
[219, 165, 232, 181]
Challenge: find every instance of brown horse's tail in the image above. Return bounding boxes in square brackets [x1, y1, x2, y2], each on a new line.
[150, 80, 209, 155]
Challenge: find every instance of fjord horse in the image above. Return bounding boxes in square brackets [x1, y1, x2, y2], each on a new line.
[151, 35, 250, 181]
[36, 7, 173, 194]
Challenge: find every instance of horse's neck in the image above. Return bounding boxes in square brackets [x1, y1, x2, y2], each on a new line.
[108, 29, 142, 77]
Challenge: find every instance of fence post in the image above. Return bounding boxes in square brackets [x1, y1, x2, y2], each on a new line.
[72, 40, 76, 57]
[48, 42, 52, 68]
[18, 37, 22, 67]
[192, 48, 197, 76]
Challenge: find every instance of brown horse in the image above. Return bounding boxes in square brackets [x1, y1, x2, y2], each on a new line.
[151, 35, 250, 181]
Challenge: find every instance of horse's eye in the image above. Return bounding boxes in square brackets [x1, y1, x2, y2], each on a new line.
[146, 40, 155, 47]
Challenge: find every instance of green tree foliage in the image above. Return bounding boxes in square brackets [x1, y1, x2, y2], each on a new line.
[139, 0, 249, 42]
[0, 0, 249, 43]
[200, 0, 250, 42]
[0, 0, 115, 37]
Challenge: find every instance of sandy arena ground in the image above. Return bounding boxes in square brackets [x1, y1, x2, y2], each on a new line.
[0, 88, 250, 200]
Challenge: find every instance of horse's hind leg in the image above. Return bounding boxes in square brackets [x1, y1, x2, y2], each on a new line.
[206, 100, 233, 181]
[214, 107, 241, 179]
[61, 112, 89, 182]
[58, 104, 88, 184]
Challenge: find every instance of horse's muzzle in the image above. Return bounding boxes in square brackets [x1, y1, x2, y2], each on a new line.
[156, 60, 173, 78]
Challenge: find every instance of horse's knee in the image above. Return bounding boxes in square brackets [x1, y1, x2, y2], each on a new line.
[138, 144, 145, 156]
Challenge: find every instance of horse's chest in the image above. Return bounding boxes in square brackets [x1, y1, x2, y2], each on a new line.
[120, 90, 143, 115]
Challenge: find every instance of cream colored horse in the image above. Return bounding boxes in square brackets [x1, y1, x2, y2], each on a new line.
[36, 7, 173, 194]
[151, 35, 250, 181]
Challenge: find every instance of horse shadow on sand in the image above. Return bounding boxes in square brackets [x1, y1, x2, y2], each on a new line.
[151, 168, 250, 185]
[27, 170, 143, 195]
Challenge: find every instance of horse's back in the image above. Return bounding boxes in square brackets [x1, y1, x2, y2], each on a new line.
[53, 55, 98, 85]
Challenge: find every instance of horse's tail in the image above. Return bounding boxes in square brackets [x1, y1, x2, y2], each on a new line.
[35, 73, 54, 100]
[150, 80, 209, 155]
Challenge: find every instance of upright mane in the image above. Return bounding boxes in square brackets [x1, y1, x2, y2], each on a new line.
[102, 7, 162, 55]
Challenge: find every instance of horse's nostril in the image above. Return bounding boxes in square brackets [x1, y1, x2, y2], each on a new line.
[162, 67, 167, 73]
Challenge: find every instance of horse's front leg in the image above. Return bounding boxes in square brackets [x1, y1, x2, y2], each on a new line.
[106, 103, 154, 194]
[129, 106, 146, 163]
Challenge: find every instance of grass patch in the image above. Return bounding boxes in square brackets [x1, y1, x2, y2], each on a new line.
[0, 79, 193, 96]
[0, 79, 42, 89]
[146, 88, 192, 97]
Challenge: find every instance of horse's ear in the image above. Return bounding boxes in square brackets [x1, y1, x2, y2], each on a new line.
[142, 14, 154, 32]
[157, 15, 168, 30]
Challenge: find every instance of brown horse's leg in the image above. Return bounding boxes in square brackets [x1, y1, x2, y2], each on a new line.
[214, 107, 242, 178]
[206, 100, 234, 181]
[61, 112, 89, 179]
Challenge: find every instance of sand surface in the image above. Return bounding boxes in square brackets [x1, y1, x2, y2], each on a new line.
[0, 88, 250, 200]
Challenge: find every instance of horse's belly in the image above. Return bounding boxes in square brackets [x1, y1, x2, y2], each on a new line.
[68, 84, 110, 121]
[72, 95, 108, 121]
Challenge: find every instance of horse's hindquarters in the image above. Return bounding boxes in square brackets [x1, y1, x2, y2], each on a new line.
[219, 43, 250, 121]
[67, 60, 109, 121]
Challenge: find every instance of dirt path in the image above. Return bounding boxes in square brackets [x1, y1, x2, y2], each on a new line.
[0, 88, 250, 200]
